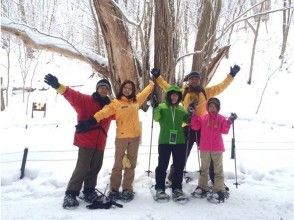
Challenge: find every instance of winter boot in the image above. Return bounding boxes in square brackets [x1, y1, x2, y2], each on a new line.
[207, 191, 225, 204]
[107, 190, 120, 201]
[154, 189, 170, 202]
[80, 188, 102, 203]
[172, 188, 188, 203]
[191, 186, 208, 198]
[120, 190, 135, 202]
[63, 192, 79, 209]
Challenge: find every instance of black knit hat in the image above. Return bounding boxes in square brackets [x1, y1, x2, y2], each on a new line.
[183, 71, 201, 81]
[207, 97, 221, 111]
[96, 79, 111, 90]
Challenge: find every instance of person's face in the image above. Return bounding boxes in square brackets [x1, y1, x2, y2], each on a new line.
[170, 93, 179, 105]
[188, 76, 200, 87]
[122, 83, 133, 97]
[208, 103, 218, 113]
[97, 85, 109, 98]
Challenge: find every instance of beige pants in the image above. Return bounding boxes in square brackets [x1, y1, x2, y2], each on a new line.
[198, 152, 224, 192]
[110, 137, 140, 192]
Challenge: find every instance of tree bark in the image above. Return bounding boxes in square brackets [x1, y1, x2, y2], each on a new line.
[93, 0, 138, 93]
[154, 0, 175, 84]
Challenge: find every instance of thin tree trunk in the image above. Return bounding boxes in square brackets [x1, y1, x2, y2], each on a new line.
[248, 3, 263, 85]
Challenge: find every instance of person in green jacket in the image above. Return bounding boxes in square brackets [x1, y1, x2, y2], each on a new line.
[153, 85, 190, 202]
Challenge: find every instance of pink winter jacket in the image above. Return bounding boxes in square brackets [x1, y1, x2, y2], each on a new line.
[190, 112, 231, 152]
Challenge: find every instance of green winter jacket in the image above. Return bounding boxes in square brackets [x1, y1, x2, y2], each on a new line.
[154, 85, 189, 144]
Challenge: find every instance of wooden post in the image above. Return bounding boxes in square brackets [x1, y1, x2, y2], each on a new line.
[20, 148, 28, 179]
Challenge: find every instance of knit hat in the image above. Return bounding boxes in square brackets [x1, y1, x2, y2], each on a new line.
[183, 71, 201, 81]
[207, 97, 221, 112]
[96, 79, 111, 90]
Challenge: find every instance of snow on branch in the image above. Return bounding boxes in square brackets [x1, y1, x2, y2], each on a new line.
[111, 0, 140, 26]
[1, 17, 109, 76]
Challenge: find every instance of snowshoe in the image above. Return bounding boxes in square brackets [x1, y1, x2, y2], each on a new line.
[191, 186, 208, 198]
[107, 190, 120, 201]
[120, 190, 135, 202]
[207, 191, 225, 204]
[63, 194, 79, 209]
[172, 189, 189, 204]
[151, 187, 170, 203]
[79, 189, 103, 203]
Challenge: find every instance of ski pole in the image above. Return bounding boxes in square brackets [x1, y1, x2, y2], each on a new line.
[195, 132, 201, 174]
[146, 94, 157, 176]
[95, 188, 123, 208]
[230, 113, 239, 188]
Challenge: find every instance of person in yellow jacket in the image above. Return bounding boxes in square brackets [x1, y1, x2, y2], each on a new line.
[76, 79, 154, 202]
[151, 65, 240, 186]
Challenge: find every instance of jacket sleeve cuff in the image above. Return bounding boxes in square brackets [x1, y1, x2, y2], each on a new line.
[56, 84, 66, 94]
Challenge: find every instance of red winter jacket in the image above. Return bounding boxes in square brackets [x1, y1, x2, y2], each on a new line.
[61, 86, 113, 151]
[190, 112, 231, 152]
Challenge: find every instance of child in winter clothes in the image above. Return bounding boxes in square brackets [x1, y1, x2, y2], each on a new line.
[76, 80, 154, 202]
[153, 85, 190, 201]
[190, 97, 234, 203]
[44, 74, 113, 209]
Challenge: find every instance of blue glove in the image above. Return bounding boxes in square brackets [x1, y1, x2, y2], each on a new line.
[75, 117, 97, 133]
[151, 68, 160, 79]
[230, 65, 240, 77]
[44, 74, 60, 89]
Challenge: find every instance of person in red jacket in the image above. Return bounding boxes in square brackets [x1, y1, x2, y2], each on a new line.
[44, 74, 114, 209]
[190, 97, 236, 203]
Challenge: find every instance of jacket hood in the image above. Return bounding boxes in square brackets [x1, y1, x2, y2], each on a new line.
[166, 85, 182, 105]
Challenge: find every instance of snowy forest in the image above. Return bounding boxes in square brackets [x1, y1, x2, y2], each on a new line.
[1, 0, 294, 219]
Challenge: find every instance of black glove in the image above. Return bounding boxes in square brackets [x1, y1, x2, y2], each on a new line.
[151, 68, 160, 79]
[229, 65, 240, 77]
[150, 95, 159, 108]
[229, 113, 238, 122]
[44, 74, 60, 89]
[190, 85, 204, 93]
[188, 101, 196, 114]
[75, 117, 97, 133]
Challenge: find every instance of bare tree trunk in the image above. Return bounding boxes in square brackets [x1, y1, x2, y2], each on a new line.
[192, 0, 223, 87]
[0, 77, 5, 111]
[279, 0, 293, 67]
[93, 0, 138, 94]
[141, 1, 153, 88]
[154, 0, 175, 84]
[248, 3, 263, 85]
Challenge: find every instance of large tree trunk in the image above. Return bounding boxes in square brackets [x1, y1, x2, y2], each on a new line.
[192, 0, 223, 87]
[154, 0, 175, 84]
[93, 0, 138, 94]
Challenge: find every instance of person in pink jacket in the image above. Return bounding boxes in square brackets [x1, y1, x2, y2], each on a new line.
[190, 97, 236, 203]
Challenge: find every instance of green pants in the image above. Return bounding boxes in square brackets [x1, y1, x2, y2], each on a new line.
[66, 147, 104, 194]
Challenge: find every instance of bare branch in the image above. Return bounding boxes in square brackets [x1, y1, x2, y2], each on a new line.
[1, 18, 109, 77]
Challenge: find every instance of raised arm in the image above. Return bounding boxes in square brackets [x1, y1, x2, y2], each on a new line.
[136, 81, 155, 106]
[205, 65, 240, 98]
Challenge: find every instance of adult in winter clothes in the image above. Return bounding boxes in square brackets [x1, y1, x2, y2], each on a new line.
[153, 85, 190, 201]
[76, 80, 154, 202]
[151, 65, 240, 184]
[44, 74, 113, 209]
[190, 97, 236, 203]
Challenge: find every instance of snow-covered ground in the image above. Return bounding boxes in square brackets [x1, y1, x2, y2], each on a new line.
[1, 12, 294, 220]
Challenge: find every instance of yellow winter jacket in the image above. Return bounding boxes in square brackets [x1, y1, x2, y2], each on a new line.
[156, 74, 234, 116]
[93, 83, 154, 138]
